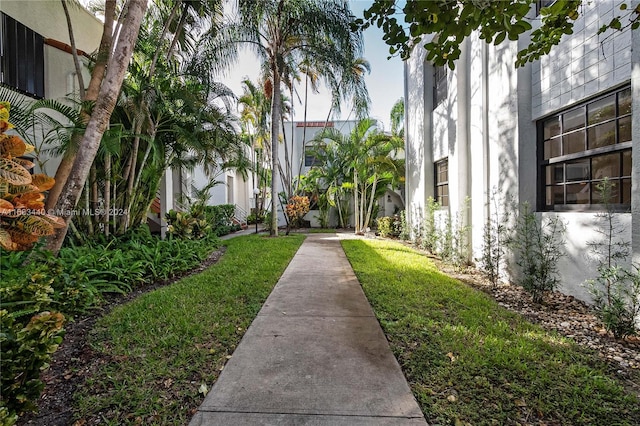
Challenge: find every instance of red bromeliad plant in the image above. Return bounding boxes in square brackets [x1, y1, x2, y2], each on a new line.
[0, 102, 64, 251]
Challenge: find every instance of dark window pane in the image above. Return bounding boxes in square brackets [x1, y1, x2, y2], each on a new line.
[437, 185, 449, 207]
[544, 137, 561, 159]
[563, 107, 584, 132]
[622, 150, 631, 177]
[592, 153, 620, 180]
[618, 87, 631, 115]
[587, 121, 616, 149]
[563, 130, 585, 155]
[433, 65, 447, 108]
[618, 116, 631, 143]
[566, 159, 589, 182]
[546, 185, 564, 206]
[436, 160, 448, 184]
[622, 178, 631, 204]
[546, 165, 564, 184]
[1, 13, 44, 98]
[588, 94, 615, 125]
[543, 117, 561, 140]
[566, 182, 590, 204]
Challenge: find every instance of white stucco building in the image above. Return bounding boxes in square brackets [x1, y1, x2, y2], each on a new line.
[0, 1, 102, 175]
[276, 120, 405, 227]
[404, 0, 638, 305]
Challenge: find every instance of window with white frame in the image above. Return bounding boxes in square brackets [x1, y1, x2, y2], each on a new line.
[539, 85, 631, 210]
[435, 158, 449, 207]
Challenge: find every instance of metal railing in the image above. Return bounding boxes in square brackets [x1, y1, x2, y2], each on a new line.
[234, 204, 248, 227]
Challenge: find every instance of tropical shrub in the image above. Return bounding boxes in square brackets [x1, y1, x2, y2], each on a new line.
[0, 102, 66, 424]
[586, 179, 640, 338]
[1, 310, 64, 425]
[203, 204, 236, 230]
[247, 212, 264, 224]
[285, 195, 310, 228]
[376, 215, 402, 238]
[0, 102, 64, 251]
[398, 210, 409, 240]
[0, 225, 222, 423]
[419, 197, 440, 253]
[376, 216, 393, 237]
[510, 203, 566, 304]
[478, 189, 512, 288]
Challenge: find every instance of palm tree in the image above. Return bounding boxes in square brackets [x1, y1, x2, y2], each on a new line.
[199, 0, 366, 236]
[238, 78, 271, 215]
[309, 118, 403, 233]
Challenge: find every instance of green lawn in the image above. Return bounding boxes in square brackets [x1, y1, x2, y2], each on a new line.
[74, 234, 304, 425]
[341, 238, 640, 426]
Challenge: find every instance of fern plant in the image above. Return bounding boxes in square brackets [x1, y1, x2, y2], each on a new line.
[0, 102, 64, 251]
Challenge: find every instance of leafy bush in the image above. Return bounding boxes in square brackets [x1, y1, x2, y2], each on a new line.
[419, 197, 440, 253]
[285, 195, 310, 228]
[589, 266, 640, 338]
[478, 189, 512, 287]
[510, 203, 566, 304]
[376, 215, 402, 238]
[165, 203, 211, 240]
[1, 310, 64, 424]
[246, 212, 264, 225]
[203, 204, 235, 230]
[0, 102, 64, 251]
[376, 216, 393, 237]
[263, 211, 274, 233]
[0, 225, 222, 422]
[586, 179, 639, 338]
[398, 210, 409, 240]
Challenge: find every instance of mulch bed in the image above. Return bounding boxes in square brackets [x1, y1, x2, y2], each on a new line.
[432, 257, 640, 396]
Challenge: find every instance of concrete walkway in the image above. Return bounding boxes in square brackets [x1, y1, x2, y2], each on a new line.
[190, 234, 427, 425]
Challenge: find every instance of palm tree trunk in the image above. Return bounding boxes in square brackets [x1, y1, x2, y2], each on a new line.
[149, 0, 181, 77]
[46, 0, 147, 253]
[270, 69, 281, 237]
[118, 119, 142, 232]
[295, 73, 309, 192]
[360, 186, 365, 231]
[46, 0, 116, 211]
[84, 178, 93, 235]
[364, 175, 378, 230]
[103, 152, 111, 237]
[90, 163, 98, 232]
[60, 0, 86, 99]
[166, 4, 188, 61]
[353, 170, 359, 233]
[280, 115, 291, 198]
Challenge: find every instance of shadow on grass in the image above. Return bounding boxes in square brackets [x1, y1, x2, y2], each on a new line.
[72, 234, 305, 425]
[341, 238, 640, 426]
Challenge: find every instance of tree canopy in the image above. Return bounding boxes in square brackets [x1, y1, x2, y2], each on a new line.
[354, 0, 640, 68]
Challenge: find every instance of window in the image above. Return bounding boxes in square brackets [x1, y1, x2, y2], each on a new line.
[536, 0, 556, 15]
[304, 144, 324, 167]
[1, 12, 45, 98]
[540, 86, 631, 210]
[433, 64, 447, 109]
[435, 159, 449, 207]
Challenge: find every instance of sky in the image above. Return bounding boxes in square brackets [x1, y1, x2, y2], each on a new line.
[79, 0, 405, 131]
[219, 1, 405, 132]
